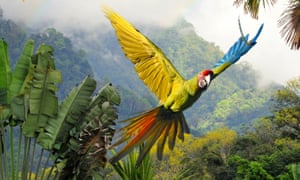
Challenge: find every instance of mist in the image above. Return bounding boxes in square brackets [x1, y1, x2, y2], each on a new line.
[1, 0, 300, 85]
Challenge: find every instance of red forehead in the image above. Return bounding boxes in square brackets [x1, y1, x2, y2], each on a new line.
[202, 69, 212, 76]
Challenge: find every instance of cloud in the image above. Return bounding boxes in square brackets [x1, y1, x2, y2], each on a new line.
[1, 0, 300, 85]
[2, 0, 193, 29]
[184, 0, 300, 85]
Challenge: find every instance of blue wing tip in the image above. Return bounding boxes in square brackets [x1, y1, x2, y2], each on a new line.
[252, 23, 264, 42]
[212, 23, 264, 68]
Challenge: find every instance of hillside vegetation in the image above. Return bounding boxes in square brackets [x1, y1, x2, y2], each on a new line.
[2, 9, 300, 179]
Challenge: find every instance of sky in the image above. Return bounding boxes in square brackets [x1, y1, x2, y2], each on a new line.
[1, 0, 300, 86]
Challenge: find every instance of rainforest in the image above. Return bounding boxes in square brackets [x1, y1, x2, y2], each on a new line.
[1, 3, 300, 179]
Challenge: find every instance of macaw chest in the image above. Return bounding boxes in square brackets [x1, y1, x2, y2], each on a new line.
[164, 82, 200, 112]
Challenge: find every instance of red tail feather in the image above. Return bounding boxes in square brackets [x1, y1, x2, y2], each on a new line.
[110, 106, 189, 166]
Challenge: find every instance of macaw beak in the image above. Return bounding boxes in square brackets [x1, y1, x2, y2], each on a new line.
[205, 75, 211, 86]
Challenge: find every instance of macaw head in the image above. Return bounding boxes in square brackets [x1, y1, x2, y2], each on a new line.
[198, 69, 214, 89]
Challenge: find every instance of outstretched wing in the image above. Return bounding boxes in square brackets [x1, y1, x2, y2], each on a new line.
[103, 7, 185, 103]
[212, 24, 263, 78]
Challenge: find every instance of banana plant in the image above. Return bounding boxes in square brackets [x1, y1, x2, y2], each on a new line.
[0, 39, 120, 180]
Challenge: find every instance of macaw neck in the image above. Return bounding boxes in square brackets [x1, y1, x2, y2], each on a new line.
[184, 75, 200, 96]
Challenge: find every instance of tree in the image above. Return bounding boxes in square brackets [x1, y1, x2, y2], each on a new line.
[269, 77, 300, 139]
[0, 39, 120, 179]
[157, 127, 237, 179]
[229, 155, 274, 180]
[234, 0, 300, 50]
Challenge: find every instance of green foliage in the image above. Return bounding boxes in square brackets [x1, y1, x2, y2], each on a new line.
[110, 145, 154, 180]
[0, 39, 120, 180]
[229, 156, 274, 180]
[22, 44, 62, 137]
[268, 77, 300, 139]
[150, 128, 237, 179]
[290, 163, 300, 180]
[0, 39, 11, 106]
[0, 10, 275, 133]
[0, 14, 94, 101]
[154, 76, 300, 179]
[37, 76, 95, 150]
[57, 83, 120, 180]
[29, 28, 93, 99]
[8, 40, 34, 121]
[1, 10, 297, 179]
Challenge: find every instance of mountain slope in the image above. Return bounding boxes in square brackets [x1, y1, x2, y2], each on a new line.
[76, 19, 278, 133]
[0, 16, 94, 99]
[0, 14, 278, 133]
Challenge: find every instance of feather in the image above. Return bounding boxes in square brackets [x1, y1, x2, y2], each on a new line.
[157, 122, 172, 160]
[212, 24, 263, 78]
[109, 106, 188, 167]
[104, 6, 263, 167]
[168, 118, 178, 150]
[103, 6, 185, 103]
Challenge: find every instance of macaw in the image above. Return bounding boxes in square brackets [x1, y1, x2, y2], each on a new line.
[103, 7, 263, 166]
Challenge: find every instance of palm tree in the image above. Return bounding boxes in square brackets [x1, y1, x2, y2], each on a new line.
[233, 0, 300, 50]
[0, 39, 120, 179]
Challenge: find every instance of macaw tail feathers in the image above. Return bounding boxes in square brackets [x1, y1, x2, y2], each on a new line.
[110, 106, 189, 166]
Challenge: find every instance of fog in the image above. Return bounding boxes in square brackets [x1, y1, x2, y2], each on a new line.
[2, 0, 300, 85]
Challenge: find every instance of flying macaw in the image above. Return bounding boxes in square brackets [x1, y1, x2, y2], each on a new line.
[103, 7, 263, 166]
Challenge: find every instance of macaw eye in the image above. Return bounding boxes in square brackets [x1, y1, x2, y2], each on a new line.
[199, 79, 207, 88]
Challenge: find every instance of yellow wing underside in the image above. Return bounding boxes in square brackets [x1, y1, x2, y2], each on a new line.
[103, 7, 184, 103]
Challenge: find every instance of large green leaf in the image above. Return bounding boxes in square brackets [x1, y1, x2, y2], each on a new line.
[73, 84, 120, 155]
[37, 76, 96, 150]
[57, 83, 120, 179]
[9, 40, 34, 121]
[77, 84, 119, 178]
[81, 83, 120, 133]
[8, 39, 34, 99]
[0, 39, 12, 122]
[0, 39, 11, 105]
[89, 83, 121, 108]
[22, 44, 62, 137]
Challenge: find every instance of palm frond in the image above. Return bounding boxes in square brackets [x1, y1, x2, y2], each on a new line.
[278, 0, 300, 50]
[233, 0, 277, 19]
